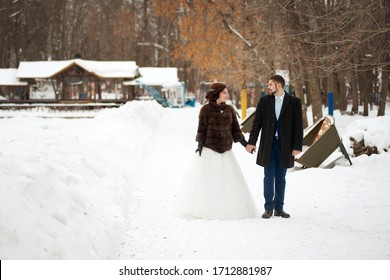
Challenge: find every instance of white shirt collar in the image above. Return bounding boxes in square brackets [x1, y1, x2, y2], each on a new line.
[276, 92, 285, 102]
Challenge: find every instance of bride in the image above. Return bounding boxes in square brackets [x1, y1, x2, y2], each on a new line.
[174, 82, 258, 219]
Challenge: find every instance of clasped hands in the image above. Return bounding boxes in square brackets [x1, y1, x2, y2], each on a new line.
[245, 144, 301, 156]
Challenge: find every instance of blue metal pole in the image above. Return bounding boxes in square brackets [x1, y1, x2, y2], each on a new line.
[327, 92, 334, 116]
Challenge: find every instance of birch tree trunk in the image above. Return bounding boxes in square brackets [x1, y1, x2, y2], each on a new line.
[338, 71, 347, 114]
[307, 70, 323, 123]
[377, 65, 389, 116]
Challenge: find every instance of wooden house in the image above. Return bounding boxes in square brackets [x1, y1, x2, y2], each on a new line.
[15, 59, 138, 102]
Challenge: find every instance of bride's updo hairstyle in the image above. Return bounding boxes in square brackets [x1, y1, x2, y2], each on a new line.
[205, 82, 227, 102]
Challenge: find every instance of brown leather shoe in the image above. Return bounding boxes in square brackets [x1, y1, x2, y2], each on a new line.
[262, 210, 273, 219]
[274, 210, 290, 218]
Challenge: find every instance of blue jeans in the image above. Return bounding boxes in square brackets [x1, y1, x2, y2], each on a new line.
[263, 139, 287, 211]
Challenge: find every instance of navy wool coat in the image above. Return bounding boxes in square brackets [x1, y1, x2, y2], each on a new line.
[248, 92, 303, 168]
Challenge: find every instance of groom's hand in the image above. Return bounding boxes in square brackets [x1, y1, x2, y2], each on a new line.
[246, 144, 256, 154]
[292, 150, 301, 156]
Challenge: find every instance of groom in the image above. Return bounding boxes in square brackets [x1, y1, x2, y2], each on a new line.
[245, 75, 303, 219]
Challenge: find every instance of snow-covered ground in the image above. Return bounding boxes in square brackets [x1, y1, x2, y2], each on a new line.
[0, 101, 389, 260]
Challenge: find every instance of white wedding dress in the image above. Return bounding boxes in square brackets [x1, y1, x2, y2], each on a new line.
[174, 147, 258, 219]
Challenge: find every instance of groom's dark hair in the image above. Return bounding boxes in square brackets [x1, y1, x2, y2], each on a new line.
[270, 75, 285, 88]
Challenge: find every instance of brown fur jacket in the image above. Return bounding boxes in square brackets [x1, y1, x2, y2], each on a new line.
[195, 101, 244, 153]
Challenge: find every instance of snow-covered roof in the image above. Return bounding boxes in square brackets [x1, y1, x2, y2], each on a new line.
[0, 69, 28, 86]
[76, 60, 138, 78]
[17, 60, 75, 79]
[16, 59, 138, 79]
[124, 67, 179, 86]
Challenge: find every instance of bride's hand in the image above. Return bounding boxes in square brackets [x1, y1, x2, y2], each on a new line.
[246, 144, 256, 154]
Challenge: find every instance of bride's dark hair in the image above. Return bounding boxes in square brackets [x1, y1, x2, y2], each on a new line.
[205, 82, 227, 102]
